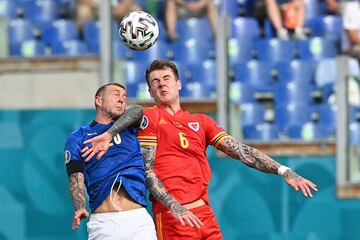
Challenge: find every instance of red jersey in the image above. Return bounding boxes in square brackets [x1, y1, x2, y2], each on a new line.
[137, 106, 228, 214]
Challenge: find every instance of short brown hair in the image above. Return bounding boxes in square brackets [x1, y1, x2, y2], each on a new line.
[145, 60, 179, 87]
[95, 83, 126, 97]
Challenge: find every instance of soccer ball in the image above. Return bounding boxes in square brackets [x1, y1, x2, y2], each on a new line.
[119, 11, 159, 51]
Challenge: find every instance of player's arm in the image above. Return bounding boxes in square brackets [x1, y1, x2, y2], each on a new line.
[67, 162, 89, 230]
[217, 136, 318, 197]
[141, 145, 203, 228]
[81, 105, 144, 161]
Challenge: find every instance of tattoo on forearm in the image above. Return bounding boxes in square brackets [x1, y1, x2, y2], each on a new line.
[108, 105, 144, 137]
[218, 136, 280, 174]
[69, 172, 86, 211]
[141, 146, 186, 215]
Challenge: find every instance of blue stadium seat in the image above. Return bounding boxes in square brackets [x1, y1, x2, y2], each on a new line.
[231, 17, 260, 40]
[123, 61, 148, 97]
[315, 103, 337, 136]
[187, 59, 217, 94]
[20, 39, 46, 57]
[55, 0, 74, 8]
[23, 0, 59, 27]
[285, 122, 333, 140]
[234, 60, 275, 91]
[277, 60, 315, 84]
[350, 121, 360, 145]
[113, 40, 134, 60]
[305, 0, 327, 19]
[275, 81, 315, 106]
[42, 19, 78, 46]
[132, 39, 171, 63]
[52, 39, 88, 56]
[307, 15, 343, 44]
[8, 19, 34, 56]
[83, 20, 99, 54]
[172, 39, 213, 64]
[228, 37, 255, 65]
[156, 19, 167, 41]
[315, 58, 336, 87]
[350, 106, 360, 122]
[256, 39, 296, 63]
[185, 81, 211, 99]
[297, 37, 337, 61]
[229, 82, 256, 103]
[220, 0, 239, 18]
[0, 0, 17, 19]
[321, 82, 335, 103]
[275, 103, 313, 129]
[243, 123, 280, 140]
[176, 17, 213, 42]
[240, 103, 266, 127]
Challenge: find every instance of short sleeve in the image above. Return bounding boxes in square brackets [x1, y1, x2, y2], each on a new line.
[137, 109, 158, 146]
[64, 132, 83, 165]
[202, 115, 229, 148]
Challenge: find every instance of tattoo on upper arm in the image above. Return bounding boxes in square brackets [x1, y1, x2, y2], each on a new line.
[217, 136, 280, 174]
[141, 145, 186, 215]
[69, 172, 86, 211]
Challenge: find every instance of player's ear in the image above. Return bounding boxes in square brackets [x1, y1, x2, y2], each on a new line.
[148, 88, 153, 97]
[177, 79, 182, 90]
[95, 95, 102, 107]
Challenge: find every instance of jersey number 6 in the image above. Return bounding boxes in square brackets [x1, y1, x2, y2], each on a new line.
[178, 132, 189, 149]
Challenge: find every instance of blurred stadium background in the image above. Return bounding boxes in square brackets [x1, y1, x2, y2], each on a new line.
[1, 0, 360, 239]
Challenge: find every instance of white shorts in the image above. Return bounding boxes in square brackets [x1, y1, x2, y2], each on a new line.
[87, 208, 157, 240]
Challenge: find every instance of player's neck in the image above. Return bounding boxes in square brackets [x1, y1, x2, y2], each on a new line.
[95, 112, 114, 125]
[159, 102, 181, 116]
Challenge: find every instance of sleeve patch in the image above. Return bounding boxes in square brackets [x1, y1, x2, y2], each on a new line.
[140, 116, 149, 129]
[64, 150, 71, 165]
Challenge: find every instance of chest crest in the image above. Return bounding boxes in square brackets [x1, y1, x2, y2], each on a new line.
[188, 122, 200, 132]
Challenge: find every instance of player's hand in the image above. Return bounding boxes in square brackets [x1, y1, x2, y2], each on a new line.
[284, 170, 318, 197]
[72, 208, 89, 230]
[81, 132, 112, 162]
[170, 204, 204, 228]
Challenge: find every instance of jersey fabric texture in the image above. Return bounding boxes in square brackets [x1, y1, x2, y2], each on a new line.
[155, 205, 223, 240]
[137, 106, 228, 214]
[64, 120, 147, 213]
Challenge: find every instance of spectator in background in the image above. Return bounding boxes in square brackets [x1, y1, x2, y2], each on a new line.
[325, 0, 340, 14]
[250, 0, 306, 39]
[165, 0, 218, 42]
[342, 0, 360, 63]
[75, 0, 142, 30]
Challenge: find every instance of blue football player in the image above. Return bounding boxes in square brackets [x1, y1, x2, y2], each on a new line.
[64, 83, 157, 240]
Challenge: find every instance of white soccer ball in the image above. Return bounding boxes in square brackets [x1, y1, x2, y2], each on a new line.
[119, 11, 159, 51]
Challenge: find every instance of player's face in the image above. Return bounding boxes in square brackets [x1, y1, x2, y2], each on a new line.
[148, 68, 181, 105]
[100, 85, 127, 119]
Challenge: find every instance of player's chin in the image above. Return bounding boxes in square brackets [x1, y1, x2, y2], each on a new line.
[111, 109, 123, 118]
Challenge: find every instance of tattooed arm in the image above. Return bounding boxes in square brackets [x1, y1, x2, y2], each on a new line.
[141, 145, 203, 228]
[217, 136, 318, 197]
[107, 104, 144, 137]
[68, 172, 89, 229]
[81, 105, 144, 161]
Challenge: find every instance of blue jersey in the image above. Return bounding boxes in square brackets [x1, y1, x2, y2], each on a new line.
[64, 120, 147, 213]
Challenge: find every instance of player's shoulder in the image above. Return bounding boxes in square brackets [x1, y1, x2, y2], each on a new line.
[189, 112, 212, 121]
[67, 124, 91, 141]
[144, 106, 160, 118]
